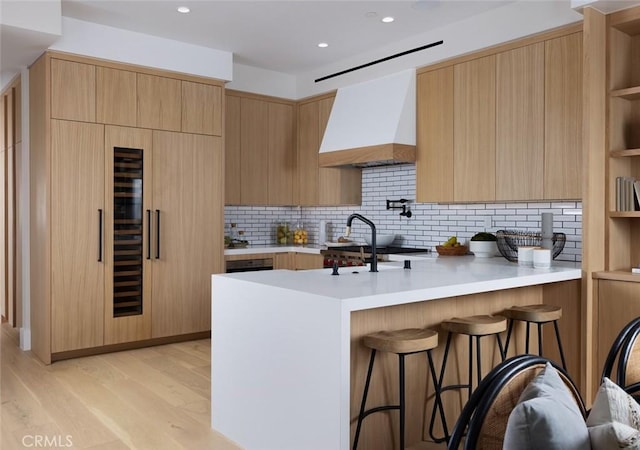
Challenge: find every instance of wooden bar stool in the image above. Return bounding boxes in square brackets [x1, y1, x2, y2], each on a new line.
[502, 304, 567, 370]
[429, 314, 507, 443]
[352, 328, 446, 450]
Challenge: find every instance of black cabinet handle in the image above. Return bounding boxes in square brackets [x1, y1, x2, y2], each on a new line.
[155, 209, 160, 259]
[146, 209, 151, 260]
[98, 209, 103, 262]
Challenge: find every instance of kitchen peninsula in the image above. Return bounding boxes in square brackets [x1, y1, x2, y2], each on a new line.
[211, 256, 581, 450]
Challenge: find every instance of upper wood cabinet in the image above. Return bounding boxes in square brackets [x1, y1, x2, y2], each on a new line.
[416, 67, 454, 203]
[96, 67, 137, 127]
[416, 25, 583, 203]
[545, 32, 583, 200]
[182, 81, 222, 136]
[496, 43, 544, 201]
[240, 97, 269, 205]
[297, 94, 362, 206]
[51, 58, 96, 122]
[137, 73, 182, 131]
[225, 94, 242, 205]
[268, 102, 296, 205]
[297, 99, 321, 206]
[454, 55, 496, 202]
[225, 90, 298, 206]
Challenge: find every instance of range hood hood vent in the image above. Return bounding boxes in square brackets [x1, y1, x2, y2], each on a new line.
[319, 69, 416, 168]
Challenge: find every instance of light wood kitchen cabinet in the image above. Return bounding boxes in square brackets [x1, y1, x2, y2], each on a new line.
[96, 67, 137, 127]
[297, 94, 361, 206]
[294, 253, 323, 270]
[496, 43, 544, 201]
[240, 97, 269, 204]
[273, 252, 293, 270]
[137, 73, 181, 131]
[51, 58, 96, 122]
[271, 252, 322, 270]
[416, 24, 582, 203]
[297, 99, 321, 205]
[151, 130, 223, 338]
[30, 52, 225, 363]
[50, 119, 105, 353]
[225, 94, 241, 205]
[225, 91, 297, 205]
[268, 102, 295, 205]
[454, 55, 496, 202]
[545, 32, 583, 199]
[182, 80, 222, 136]
[416, 67, 454, 203]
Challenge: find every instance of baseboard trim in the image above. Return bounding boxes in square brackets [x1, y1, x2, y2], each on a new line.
[51, 331, 211, 362]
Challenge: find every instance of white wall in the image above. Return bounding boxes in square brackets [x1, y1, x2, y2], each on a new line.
[50, 17, 233, 82]
[0, 0, 61, 35]
[227, 63, 297, 98]
[293, 1, 582, 99]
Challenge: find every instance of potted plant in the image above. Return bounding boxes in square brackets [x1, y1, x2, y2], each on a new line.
[469, 232, 498, 258]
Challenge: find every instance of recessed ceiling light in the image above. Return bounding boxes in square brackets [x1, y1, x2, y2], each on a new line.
[318, 42, 329, 48]
[382, 16, 395, 23]
[177, 6, 190, 13]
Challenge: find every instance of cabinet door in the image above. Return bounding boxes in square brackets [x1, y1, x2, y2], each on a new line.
[96, 67, 137, 127]
[496, 43, 544, 201]
[416, 67, 454, 202]
[318, 96, 362, 206]
[268, 102, 295, 205]
[151, 131, 224, 337]
[182, 81, 222, 136]
[103, 126, 153, 345]
[294, 253, 323, 270]
[454, 56, 496, 202]
[297, 100, 320, 205]
[51, 59, 96, 122]
[545, 32, 583, 200]
[225, 94, 241, 205]
[50, 120, 104, 353]
[137, 74, 181, 131]
[240, 97, 269, 204]
[274, 252, 294, 270]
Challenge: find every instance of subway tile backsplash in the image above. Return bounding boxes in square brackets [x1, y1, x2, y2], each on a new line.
[225, 164, 582, 262]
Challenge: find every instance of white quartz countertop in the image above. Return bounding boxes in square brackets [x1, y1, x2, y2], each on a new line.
[224, 245, 323, 256]
[215, 255, 581, 311]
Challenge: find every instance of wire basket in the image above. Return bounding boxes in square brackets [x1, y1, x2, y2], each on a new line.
[495, 230, 566, 262]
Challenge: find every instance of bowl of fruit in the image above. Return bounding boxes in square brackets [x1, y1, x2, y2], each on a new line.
[436, 236, 468, 256]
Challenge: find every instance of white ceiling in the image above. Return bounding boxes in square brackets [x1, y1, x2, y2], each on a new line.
[60, 0, 516, 75]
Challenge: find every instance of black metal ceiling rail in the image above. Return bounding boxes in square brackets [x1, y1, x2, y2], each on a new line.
[314, 40, 444, 83]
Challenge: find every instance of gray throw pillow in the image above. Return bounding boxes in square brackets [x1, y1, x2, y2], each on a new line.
[503, 362, 590, 450]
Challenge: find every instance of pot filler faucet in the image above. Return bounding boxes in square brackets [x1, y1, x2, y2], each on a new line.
[345, 213, 377, 272]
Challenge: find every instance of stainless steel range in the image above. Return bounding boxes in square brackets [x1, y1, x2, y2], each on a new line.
[321, 245, 430, 268]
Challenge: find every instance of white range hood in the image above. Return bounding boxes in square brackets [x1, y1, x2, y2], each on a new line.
[319, 69, 416, 167]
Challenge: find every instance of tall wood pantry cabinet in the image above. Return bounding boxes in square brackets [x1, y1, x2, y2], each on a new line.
[30, 52, 224, 363]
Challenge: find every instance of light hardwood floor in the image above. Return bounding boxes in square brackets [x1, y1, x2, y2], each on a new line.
[1, 324, 241, 449]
